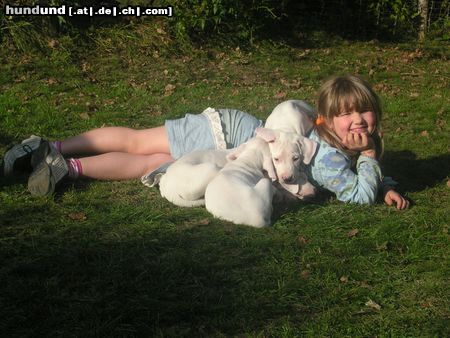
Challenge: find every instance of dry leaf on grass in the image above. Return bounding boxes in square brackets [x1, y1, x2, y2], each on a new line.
[347, 228, 359, 238]
[68, 212, 87, 221]
[274, 91, 287, 99]
[44, 78, 58, 85]
[164, 84, 176, 96]
[340, 275, 349, 283]
[365, 299, 381, 311]
[300, 270, 310, 279]
[297, 235, 309, 246]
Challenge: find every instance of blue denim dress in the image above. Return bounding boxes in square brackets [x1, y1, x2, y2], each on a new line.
[165, 107, 263, 159]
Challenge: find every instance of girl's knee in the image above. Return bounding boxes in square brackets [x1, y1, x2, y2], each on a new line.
[129, 127, 170, 155]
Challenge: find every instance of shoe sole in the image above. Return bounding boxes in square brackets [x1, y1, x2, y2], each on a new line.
[28, 144, 68, 196]
[3, 135, 42, 176]
[31, 141, 51, 169]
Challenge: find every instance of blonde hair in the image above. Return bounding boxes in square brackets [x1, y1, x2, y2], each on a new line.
[315, 74, 384, 160]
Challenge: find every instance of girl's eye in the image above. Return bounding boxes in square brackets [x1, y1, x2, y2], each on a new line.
[273, 158, 279, 162]
[293, 156, 299, 161]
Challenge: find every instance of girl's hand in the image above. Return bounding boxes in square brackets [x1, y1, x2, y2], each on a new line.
[384, 188, 409, 210]
[342, 132, 375, 152]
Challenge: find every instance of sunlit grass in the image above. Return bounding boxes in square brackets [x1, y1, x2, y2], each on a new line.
[0, 35, 449, 336]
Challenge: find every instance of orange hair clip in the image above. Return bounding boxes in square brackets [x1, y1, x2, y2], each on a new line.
[315, 115, 326, 126]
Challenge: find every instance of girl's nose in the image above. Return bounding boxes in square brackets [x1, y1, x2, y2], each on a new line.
[351, 112, 363, 123]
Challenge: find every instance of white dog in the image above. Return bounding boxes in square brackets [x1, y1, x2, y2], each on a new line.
[205, 137, 276, 228]
[264, 100, 318, 199]
[159, 149, 229, 207]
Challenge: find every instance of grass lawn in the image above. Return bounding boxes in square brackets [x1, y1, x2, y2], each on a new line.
[0, 30, 449, 336]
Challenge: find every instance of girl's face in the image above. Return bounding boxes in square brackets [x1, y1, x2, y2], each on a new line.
[330, 109, 376, 141]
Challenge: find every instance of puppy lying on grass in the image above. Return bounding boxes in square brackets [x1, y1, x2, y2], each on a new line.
[157, 127, 301, 209]
[205, 136, 276, 228]
[158, 126, 316, 227]
[159, 149, 229, 207]
[264, 100, 318, 200]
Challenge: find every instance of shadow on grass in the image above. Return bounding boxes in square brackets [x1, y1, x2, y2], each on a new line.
[0, 222, 314, 336]
[0, 134, 19, 148]
[382, 151, 450, 193]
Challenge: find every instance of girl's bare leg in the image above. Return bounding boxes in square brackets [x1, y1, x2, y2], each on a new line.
[60, 126, 171, 156]
[79, 152, 174, 180]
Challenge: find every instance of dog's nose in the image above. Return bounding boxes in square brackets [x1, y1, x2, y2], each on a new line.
[282, 174, 294, 183]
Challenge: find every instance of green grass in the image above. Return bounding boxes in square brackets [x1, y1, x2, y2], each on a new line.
[0, 33, 449, 336]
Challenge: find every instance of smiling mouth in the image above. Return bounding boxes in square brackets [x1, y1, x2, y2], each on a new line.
[350, 127, 368, 133]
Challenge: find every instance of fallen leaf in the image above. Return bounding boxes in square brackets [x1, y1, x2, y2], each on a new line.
[347, 228, 359, 238]
[197, 218, 210, 226]
[297, 235, 309, 246]
[79, 112, 90, 120]
[410, 92, 420, 98]
[68, 212, 87, 221]
[47, 39, 58, 48]
[358, 280, 372, 288]
[376, 241, 389, 251]
[45, 78, 58, 85]
[274, 91, 287, 99]
[183, 218, 210, 228]
[164, 84, 176, 96]
[300, 270, 310, 279]
[365, 299, 381, 311]
[420, 130, 429, 137]
[81, 62, 90, 72]
[340, 275, 349, 283]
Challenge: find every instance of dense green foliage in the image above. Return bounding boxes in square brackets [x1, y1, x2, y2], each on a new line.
[2, 0, 450, 51]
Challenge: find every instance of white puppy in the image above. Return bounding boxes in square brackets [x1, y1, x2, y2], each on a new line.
[264, 100, 318, 199]
[205, 137, 276, 228]
[159, 149, 229, 207]
[255, 127, 317, 199]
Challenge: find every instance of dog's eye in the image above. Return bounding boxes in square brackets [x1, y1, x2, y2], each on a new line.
[293, 156, 299, 162]
[273, 158, 279, 162]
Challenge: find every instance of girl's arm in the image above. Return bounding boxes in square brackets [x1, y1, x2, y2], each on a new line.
[312, 150, 382, 204]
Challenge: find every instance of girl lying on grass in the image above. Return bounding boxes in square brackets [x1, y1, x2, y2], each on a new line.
[3, 74, 408, 209]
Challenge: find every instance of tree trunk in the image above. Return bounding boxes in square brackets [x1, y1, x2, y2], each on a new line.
[418, 0, 428, 41]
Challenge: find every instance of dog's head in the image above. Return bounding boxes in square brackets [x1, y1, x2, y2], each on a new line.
[255, 127, 317, 184]
[227, 137, 277, 180]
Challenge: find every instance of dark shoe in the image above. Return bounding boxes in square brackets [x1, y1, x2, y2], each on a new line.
[28, 142, 68, 196]
[3, 135, 43, 176]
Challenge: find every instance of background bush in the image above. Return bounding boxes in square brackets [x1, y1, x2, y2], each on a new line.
[1, 0, 449, 52]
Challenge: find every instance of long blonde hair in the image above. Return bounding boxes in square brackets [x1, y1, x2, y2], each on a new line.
[315, 74, 384, 161]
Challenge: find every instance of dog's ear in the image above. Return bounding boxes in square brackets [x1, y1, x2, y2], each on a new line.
[262, 151, 277, 181]
[227, 143, 246, 161]
[255, 127, 277, 143]
[297, 136, 318, 165]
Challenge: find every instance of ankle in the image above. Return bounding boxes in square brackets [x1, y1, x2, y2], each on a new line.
[50, 141, 62, 153]
[66, 158, 83, 179]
